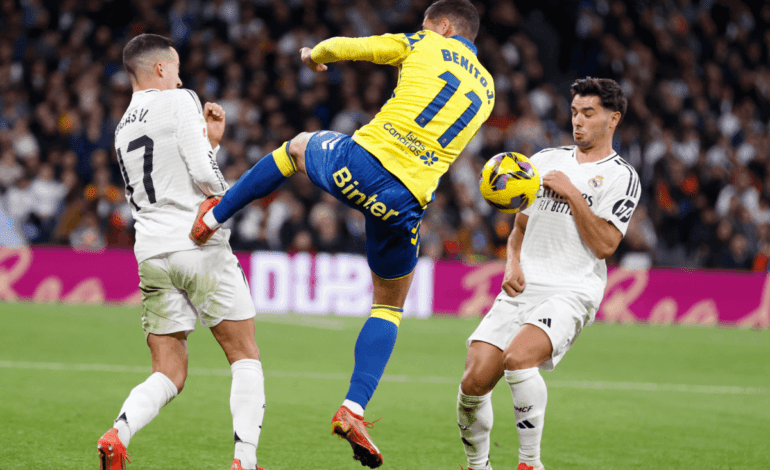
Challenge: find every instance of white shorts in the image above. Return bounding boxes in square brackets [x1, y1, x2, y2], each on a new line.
[138, 244, 256, 337]
[467, 287, 595, 371]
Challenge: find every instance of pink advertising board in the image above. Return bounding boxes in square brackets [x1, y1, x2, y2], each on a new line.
[0, 247, 250, 305]
[1, 247, 767, 328]
[432, 260, 769, 328]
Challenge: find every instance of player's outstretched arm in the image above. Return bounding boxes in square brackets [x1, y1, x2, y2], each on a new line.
[303, 35, 410, 68]
[543, 170, 622, 259]
[501, 213, 528, 297]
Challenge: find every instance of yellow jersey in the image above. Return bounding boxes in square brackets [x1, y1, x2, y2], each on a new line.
[311, 30, 495, 207]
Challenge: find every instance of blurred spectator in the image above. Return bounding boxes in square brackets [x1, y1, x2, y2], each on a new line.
[70, 211, 106, 251]
[715, 168, 759, 216]
[4, 176, 35, 238]
[30, 163, 67, 241]
[0, 0, 766, 271]
[0, 149, 23, 191]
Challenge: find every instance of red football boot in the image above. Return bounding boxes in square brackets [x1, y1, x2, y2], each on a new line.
[97, 428, 131, 470]
[189, 196, 221, 246]
[230, 458, 267, 470]
[331, 406, 383, 468]
[516, 463, 545, 470]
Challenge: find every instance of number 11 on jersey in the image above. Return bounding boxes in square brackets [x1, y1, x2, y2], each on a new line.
[414, 71, 481, 148]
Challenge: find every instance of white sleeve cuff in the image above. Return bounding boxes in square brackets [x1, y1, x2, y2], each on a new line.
[202, 210, 222, 230]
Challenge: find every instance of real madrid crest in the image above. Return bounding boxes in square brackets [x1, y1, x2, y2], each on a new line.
[589, 175, 604, 188]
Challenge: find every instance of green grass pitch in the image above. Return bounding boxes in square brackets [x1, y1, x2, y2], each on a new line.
[0, 302, 768, 469]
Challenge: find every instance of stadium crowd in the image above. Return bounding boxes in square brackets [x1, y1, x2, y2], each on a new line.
[0, 0, 768, 271]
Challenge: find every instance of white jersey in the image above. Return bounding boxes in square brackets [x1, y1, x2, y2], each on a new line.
[114, 88, 229, 263]
[519, 145, 640, 309]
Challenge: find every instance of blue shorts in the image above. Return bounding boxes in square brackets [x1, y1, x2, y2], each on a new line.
[304, 131, 424, 279]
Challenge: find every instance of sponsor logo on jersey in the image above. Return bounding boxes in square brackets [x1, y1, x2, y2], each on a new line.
[383, 122, 426, 157]
[536, 191, 593, 215]
[612, 198, 636, 223]
[420, 151, 438, 166]
[589, 175, 604, 187]
[333, 167, 401, 221]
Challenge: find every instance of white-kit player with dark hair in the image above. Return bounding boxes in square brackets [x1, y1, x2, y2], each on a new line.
[457, 77, 640, 470]
[97, 33, 266, 470]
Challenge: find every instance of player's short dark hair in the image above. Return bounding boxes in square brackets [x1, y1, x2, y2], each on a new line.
[425, 0, 480, 42]
[123, 34, 174, 78]
[570, 77, 628, 124]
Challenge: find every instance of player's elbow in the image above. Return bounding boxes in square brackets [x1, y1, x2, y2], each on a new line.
[593, 222, 623, 259]
[593, 239, 620, 259]
[594, 247, 615, 260]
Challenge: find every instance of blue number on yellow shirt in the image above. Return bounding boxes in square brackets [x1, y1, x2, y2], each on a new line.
[414, 71, 482, 148]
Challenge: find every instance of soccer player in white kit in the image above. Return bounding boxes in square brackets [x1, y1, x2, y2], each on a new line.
[457, 78, 639, 470]
[97, 34, 266, 470]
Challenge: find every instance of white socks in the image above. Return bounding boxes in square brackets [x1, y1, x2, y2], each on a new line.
[203, 210, 222, 229]
[505, 368, 547, 468]
[111, 362, 265, 469]
[457, 387, 494, 470]
[231, 359, 266, 470]
[114, 372, 179, 448]
[342, 399, 364, 417]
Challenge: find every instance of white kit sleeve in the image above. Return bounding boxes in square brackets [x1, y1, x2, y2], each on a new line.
[594, 161, 641, 236]
[175, 89, 228, 197]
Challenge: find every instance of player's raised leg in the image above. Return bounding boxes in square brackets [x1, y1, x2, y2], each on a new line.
[98, 332, 186, 470]
[457, 341, 505, 470]
[191, 133, 313, 245]
[502, 325, 552, 470]
[211, 318, 267, 470]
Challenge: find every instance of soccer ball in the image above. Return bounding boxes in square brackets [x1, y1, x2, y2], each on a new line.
[479, 152, 540, 214]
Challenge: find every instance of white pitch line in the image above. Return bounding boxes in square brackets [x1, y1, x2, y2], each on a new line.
[254, 315, 348, 330]
[0, 360, 767, 396]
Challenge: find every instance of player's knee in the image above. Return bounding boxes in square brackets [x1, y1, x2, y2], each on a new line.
[503, 350, 528, 371]
[460, 378, 490, 397]
[460, 369, 494, 396]
[288, 132, 311, 171]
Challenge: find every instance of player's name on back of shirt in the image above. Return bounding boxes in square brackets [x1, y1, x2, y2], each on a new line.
[440, 48, 494, 101]
[115, 107, 150, 138]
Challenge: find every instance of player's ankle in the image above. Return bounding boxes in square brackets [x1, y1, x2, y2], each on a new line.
[342, 399, 364, 417]
[202, 210, 221, 229]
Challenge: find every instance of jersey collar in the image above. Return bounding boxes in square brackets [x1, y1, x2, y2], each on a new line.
[574, 146, 619, 164]
[450, 35, 477, 55]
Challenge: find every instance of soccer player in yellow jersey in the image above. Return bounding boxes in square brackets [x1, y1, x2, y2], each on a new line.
[190, 0, 493, 466]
